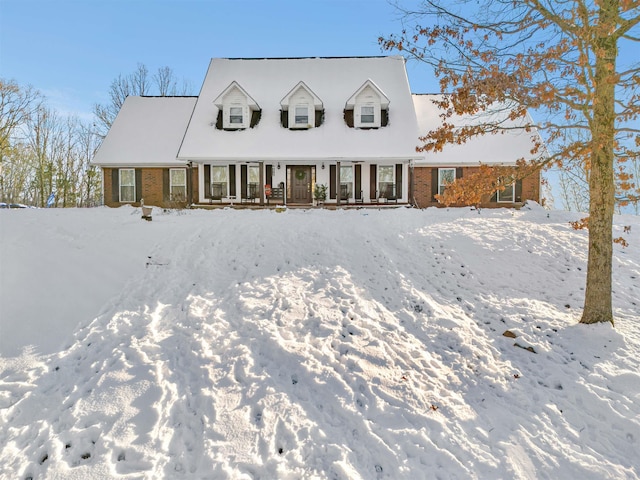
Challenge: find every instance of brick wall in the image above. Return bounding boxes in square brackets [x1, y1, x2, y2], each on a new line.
[412, 166, 540, 209]
[102, 167, 192, 208]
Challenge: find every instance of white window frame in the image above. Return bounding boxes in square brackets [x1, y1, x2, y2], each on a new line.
[496, 181, 515, 202]
[378, 165, 395, 198]
[119, 168, 135, 203]
[293, 104, 310, 127]
[340, 165, 353, 199]
[438, 168, 456, 196]
[228, 105, 244, 127]
[169, 168, 187, 201]
[211, 165, 228, 198]
[355, 103, 381, 128]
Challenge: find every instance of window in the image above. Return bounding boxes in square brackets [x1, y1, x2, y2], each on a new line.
[169, 169, 186, 201]
[378, 165, 395, 198]
[229, 106, 243, 125]
[438, 168, 456, 196]
[295, 105, 309, 125]
[211, 165, 228, 198]
[340, 165, 353, 199]
[361, 105, 375, 124]
[497, 180, 515, 202]
[119, 168, 135, 202]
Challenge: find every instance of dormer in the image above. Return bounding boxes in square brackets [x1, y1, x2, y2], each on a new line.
[280, 81, 324, 129]
[344, 79, 390, 129]
[213, 81, 261, 130]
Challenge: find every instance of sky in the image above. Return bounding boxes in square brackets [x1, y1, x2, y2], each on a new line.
[0, 0, 435, 121]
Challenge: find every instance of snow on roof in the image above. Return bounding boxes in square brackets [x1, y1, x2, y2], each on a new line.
[178, 57, 421, 162]
[412, 94, 542, 166]
[92, 96, 197, 167]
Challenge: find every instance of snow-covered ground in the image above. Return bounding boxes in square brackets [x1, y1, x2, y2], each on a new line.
[0, 204, 639, 479]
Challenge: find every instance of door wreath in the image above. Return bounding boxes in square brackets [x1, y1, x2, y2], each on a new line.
[295, 169, 306, 181]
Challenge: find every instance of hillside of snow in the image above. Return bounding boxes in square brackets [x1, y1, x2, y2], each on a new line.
[1, 205, 639, 479]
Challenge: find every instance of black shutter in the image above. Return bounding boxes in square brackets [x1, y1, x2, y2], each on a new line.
[135, 169, 142, 202]
[431, 168, 439, 201]
[456, 167, 463, 179]
[240, 165, 247, 199]
[315, 109, 324, 127]
[344, 109, 354, 128]
[215, 111, 223, 130]
[204, 165, 211, 199]
[354, 164, 362, 200]
[112, 169, 119, 202]
[395, 164, 403, 199]
[266, 165, 273, 187]
[370, 164, 377, 199]
[381, 109, 389, 127]
[515, 179, 523, 202]
[163, 169, 170, 202]
[281, 110, 288, 128]
[329, 165, 337, 199]
[229, 165, 236, 197]
[250, 110, 261, 128]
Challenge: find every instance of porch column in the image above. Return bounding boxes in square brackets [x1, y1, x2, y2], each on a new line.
[336, 161, 341, 206]
[259, 161, 264, 206]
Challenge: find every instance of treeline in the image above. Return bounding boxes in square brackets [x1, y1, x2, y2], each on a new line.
[0, 79, 101, 207]
[0, 64, 193, 207]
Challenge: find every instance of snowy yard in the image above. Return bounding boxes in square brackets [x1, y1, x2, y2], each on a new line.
[0, 204, 639, 479]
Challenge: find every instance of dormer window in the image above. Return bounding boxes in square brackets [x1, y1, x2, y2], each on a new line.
[213, 81, 261, 130]
[294, 105, 309, 125]
[361, 105, 375, 124]
[229, 106, 243, 125]
[344, 79, 390, 129]
[280, 81, 323, 129]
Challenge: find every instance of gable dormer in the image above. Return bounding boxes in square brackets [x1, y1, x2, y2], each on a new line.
[280, 81, 324, 129]
[344, 79, 390, 129]
[213, 81, 261, 130]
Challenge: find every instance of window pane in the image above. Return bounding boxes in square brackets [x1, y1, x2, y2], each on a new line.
[438, 169, 455, 196]
[361, 105, 375, 123]
[171, 186, 186, 201]
[340, 166, 353, 183]
[498, 184, 514, 202]
[120, 169, 135, 186]
[212, 166, 227, 182]
[249, 166, 260, 183]
[121, 185, 135, 202]
[170, 169, 186, 187]
[230, 106, 243, 124]
[295, 105, 308, 124]
[379, 165, 394, 183]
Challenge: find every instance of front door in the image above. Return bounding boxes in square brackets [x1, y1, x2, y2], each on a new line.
[289, 166, 312, 203]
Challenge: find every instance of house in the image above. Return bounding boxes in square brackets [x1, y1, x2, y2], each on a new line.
[92, 56, 542, 209]
[411, 94, 542, 208]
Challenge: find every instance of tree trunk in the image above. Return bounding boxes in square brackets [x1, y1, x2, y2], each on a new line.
[580, 0, 617, 325]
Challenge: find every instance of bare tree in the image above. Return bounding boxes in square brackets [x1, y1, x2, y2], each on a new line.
[93, 63, 194, 136]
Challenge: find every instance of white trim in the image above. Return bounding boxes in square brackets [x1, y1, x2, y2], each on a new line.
[496, 182, 515, 202]
[438, 168, 456, 196]
[169, 168, 187, 201]
[119, 168, 135, 203]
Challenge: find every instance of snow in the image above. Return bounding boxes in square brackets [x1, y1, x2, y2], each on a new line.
[177, 57, 421, 162]
[412, 94, 543, 166]
[92, 97, 197, 167]
[1, 205, 639, 479]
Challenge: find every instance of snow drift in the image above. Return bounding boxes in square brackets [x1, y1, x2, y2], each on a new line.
[1, 205, 639, 479]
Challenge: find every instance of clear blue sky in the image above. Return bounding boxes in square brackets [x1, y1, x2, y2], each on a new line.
[0, 0, 435, 120]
